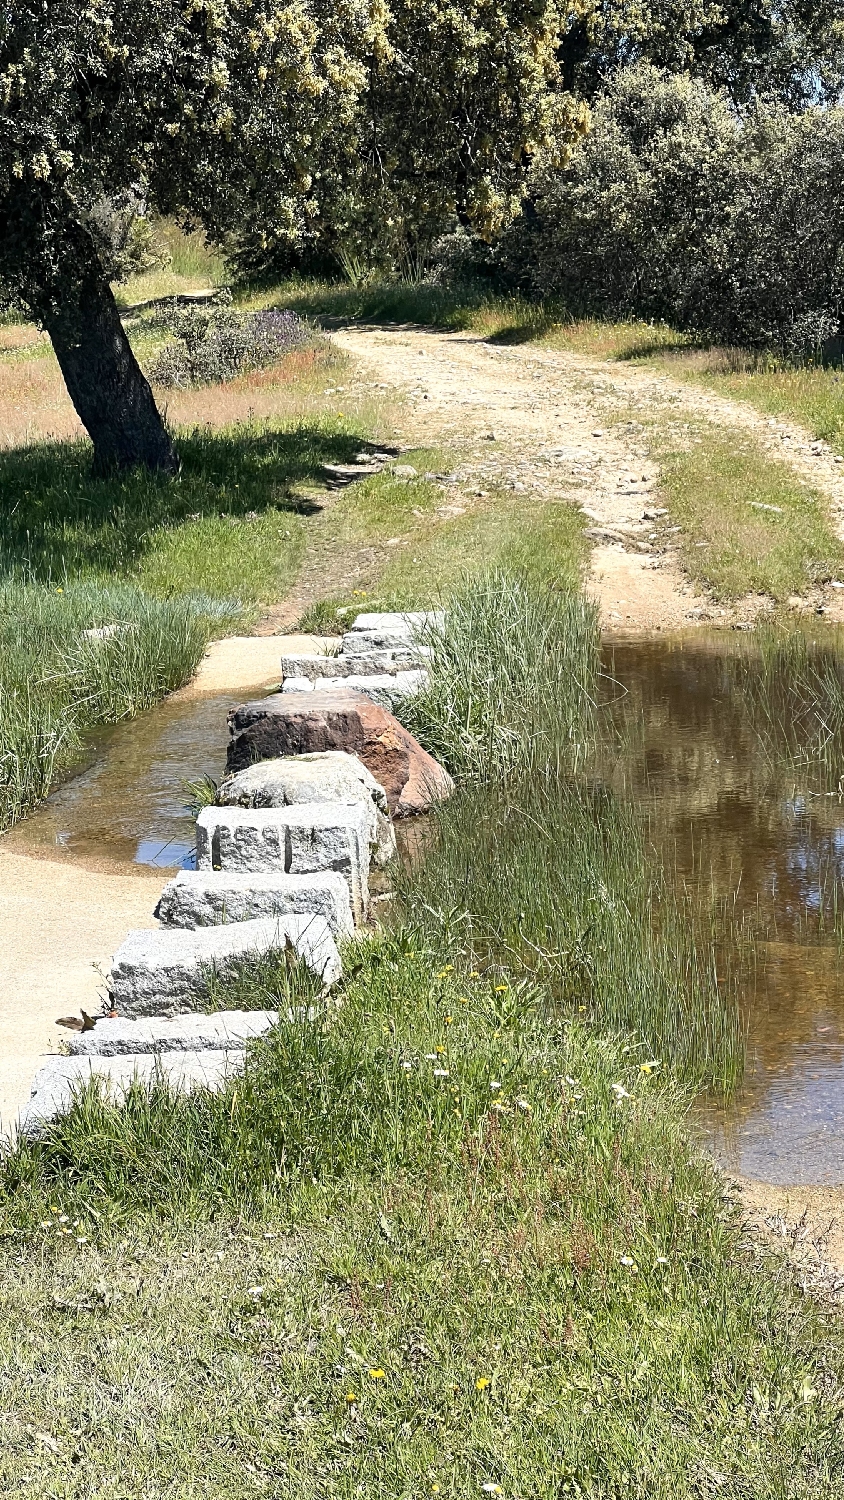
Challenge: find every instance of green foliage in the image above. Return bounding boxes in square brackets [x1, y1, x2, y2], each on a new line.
[0, 0, 586, 316]
[148, 302, 315, 388]
[505, 65, 844, 353]
[398, 570, 600, 781]
[562, 0, 844, 106]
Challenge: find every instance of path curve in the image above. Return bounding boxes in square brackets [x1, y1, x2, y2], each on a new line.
[333, 327, 844, 632]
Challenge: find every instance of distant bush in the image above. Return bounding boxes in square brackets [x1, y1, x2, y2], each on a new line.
[148, 301, 314, 388]
[500, 66, 844, 355]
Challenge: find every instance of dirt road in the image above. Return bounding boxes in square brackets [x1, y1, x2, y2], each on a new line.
[333, 326, 844, 632]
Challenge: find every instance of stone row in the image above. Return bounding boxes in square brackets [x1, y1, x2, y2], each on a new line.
[23, 616, 449, 1132]
[280, 609, 442, 702]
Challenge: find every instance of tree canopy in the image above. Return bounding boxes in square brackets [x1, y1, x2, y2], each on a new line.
[0, 0, 588, 469]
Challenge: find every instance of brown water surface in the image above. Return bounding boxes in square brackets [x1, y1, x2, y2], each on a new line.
[603, 635, 844, 1186]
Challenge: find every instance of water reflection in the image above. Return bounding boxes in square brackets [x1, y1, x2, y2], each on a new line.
[603, 635, 844, 1184]
[2, 692, 240, 874]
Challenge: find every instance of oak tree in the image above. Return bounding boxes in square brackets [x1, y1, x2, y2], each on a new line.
[0, 0, 584, 472]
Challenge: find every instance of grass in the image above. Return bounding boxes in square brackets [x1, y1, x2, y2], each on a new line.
[0, 942, 839, 1496]
[736, 623, 844, 785]
[0, 322, 381, 828]
[289, 446, 589, 627]
[394, 573, 744, 1086]
[398, 571, 600, 781]
[651, 422, 844, 599]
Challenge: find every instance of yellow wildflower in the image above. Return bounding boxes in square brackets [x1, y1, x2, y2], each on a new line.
[475, 1375, 491, 1391]
[368, 1368, 386, 1380]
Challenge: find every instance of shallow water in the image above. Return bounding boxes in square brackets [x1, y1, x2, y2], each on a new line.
[8, 633, 844, 1183]
[2, 692, 242, 874]
[602, 636, 844, 1185]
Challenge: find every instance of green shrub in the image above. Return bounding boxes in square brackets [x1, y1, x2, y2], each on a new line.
[148, 303, 315, 388]
[505, 65, 844, 354]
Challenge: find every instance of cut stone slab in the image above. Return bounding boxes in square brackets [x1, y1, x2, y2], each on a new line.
[20, 1050, 245, 1135]
[195, 802, 371, 922]
[155, 869, 355, 935]
[226, 689, 454, 817]
[349, 611, 444, 633]
[281, 648, 426, 679]
[282, 671, 427, 708]
[68, 1009, 278, 1056]
[109, 914, 341, 1018]
[340, 630, 431, 659]
[216, 751, 395, 867]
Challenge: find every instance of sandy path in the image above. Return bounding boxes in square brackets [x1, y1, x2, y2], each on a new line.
[333, 327, 844, 631]
[0, 636, 323, 1136]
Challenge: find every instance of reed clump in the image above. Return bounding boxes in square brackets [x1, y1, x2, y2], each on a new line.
[396, 570, 744, 1087]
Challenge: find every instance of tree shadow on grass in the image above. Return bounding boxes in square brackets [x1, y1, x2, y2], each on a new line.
[0, 423, 366, 580]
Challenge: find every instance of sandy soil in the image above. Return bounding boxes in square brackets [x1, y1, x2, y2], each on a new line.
[332, 327, 844, 633]
[734, 1177, 844, 1297]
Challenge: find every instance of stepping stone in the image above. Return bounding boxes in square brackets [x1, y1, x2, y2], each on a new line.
[109, 914, 341, 1018]
[155, 870, 354, 935]
[340, 631, 431, 659]
[20, 1050, 245, 1136]
[195, 802, 371, 922]
[216, 751, 395, 867]
[281, 648, 426, 679]
[349, 611, 444, 633]
[281, 671, 428, 708]
[226, 689, 454, 817]
[68, 1009, 278, 1055]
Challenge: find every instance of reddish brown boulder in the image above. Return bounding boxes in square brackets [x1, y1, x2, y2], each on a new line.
[226, 690, 454, 818]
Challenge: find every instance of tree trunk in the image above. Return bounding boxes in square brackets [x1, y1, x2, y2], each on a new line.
[44, 269, 179, 477]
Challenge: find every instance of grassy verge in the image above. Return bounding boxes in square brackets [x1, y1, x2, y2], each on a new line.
[647, 349, 844, 458]
[2, 939, 841, 1497]
[640, 420, 844, 600]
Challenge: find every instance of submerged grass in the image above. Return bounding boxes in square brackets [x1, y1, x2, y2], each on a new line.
[737, 624, 844, 785]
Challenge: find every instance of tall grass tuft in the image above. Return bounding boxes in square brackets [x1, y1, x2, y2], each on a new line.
[0, 580, 214, 828]
[396, 781, 744, 1087]
[396, 570, 744, 1087]
[397, 570, 600, 781]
